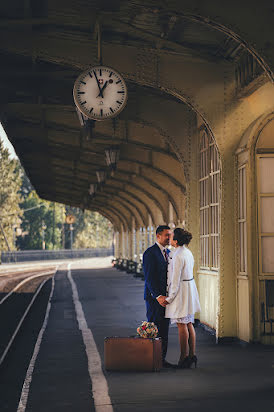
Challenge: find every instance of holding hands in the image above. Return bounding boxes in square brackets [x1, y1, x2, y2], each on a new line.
[157, 295, 169, 307]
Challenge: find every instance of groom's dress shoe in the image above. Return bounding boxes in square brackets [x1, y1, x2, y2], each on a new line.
[162, 360, 176, 368]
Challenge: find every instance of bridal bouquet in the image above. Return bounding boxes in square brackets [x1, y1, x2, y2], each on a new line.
[137, 321, 158, 338]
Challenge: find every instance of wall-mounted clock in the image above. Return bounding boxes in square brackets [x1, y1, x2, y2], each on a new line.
[73, 65, 128, 121]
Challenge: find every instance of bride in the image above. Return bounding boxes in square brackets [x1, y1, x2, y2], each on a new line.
[165, 228, 201, 368]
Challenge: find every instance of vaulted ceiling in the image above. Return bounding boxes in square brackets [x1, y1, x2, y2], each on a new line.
[0, 0, 273, 229]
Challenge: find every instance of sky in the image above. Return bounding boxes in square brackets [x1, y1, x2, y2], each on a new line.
[0, 122, 18, 159]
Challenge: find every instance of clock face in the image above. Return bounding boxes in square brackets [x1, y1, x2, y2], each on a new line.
[73, 66, 128, 120]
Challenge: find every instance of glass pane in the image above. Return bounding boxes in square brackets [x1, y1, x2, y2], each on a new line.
[205, 208, 209, 235]
[239, 168, 243, 219]
[205, 178, 209, 205]
[261, 236, 274, 273]
[205, 237, 209, 266]
[243, 168, 246, 218]
[259, 157, 274, 193]
[261, 197, 274, 233]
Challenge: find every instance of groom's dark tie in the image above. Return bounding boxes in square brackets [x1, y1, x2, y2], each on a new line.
[163, 249, 168, 262]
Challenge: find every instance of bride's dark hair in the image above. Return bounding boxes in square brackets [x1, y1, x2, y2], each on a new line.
[173, 228, 192, 246]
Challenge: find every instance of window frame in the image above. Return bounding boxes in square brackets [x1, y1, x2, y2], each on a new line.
[199, 128, 220, 271]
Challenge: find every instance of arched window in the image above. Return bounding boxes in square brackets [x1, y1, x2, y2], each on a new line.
[199, 127, 220, 270]
[256, 118, 274, 338]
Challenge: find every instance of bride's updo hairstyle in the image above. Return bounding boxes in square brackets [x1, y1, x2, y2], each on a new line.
[173, 228, 192, 246]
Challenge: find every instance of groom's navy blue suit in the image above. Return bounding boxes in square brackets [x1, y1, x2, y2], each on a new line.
[143, 243, 170, 361]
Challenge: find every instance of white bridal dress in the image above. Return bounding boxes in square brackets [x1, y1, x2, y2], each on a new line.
[165, 245, 201, 324]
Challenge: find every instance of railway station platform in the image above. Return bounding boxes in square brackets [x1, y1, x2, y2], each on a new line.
[0, 257, 273, 412]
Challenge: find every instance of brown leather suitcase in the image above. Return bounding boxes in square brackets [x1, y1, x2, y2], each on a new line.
[104, 337, 162, 372]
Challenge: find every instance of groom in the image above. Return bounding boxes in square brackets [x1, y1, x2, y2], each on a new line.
[142, 225, 173, 368]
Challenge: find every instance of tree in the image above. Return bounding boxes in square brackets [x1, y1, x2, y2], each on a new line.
[73, 211, 113, 249]
[17, 190, 66, 250]
[11, 162, 113, 251]
[0, 140, 22, 251]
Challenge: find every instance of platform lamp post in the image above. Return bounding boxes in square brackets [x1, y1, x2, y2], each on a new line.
[105, 146, 120, 175]
[41, 220, 47, 250]
[12, 220, 22, 250]
[69, 224, 74, 250]
[65, 215, 76, 250]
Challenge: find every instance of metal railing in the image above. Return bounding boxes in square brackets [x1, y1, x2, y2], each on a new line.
[1, 247, 114, 263]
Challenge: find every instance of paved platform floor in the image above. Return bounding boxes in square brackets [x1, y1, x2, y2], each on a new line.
[1, 257, 274, 411]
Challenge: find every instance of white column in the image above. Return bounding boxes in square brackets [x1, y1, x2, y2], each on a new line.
[114, 231, 119, 258]
[136, 227, 141, 262]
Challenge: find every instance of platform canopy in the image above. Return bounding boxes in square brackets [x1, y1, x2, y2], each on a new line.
[0, 0, 273, 229]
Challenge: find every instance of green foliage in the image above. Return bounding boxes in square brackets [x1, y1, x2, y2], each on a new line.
[0, 145, 113, 251]
[16, 170, 113, 250]
[73, 210, 113, 249]
[0, 140, 22, 251]
[17, 190, 66, 250]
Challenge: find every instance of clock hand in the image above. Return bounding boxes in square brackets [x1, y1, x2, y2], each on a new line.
[93, 71, 104, 98]
[97, 80, 109, 98]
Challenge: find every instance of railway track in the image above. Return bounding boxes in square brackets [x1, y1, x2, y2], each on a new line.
[0, 266, 58, 367]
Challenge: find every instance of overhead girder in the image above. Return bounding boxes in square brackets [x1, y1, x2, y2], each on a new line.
[1, 2, 273, 168]
[35, 162, 168, 226]
[0, 3, 272, 79]
[3, 86, 191, 180]
[92, 193, 141, 227]
[6, 118, 185, 183]
[39, 175, 146, 229]
[51, 170, 167, 225]
[39, 188, 121, 231]
[50, 159, 182, 219]
[9, 146, 180, 225]
[91, 200, 130, 230]
[0, 19, 270, 125]
[37, 183, 119, 231]
[88, 205, 126, 230]
[47, 167, 163, 226]
[7, 120, 184, 219]
[107, 175, 170, 223]
[94, 192, 147, 227]
[90, 208, 119, 231]
[99, 184, 158, 227]
[3, 90, 192, 179]
[0, 17, 220, 65]
[6, 112, 182, 166]
[113, 170, 180, 221]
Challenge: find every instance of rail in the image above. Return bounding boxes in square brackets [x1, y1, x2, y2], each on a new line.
[0, 268, 57, 366]
[1, 247, 114, 263]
